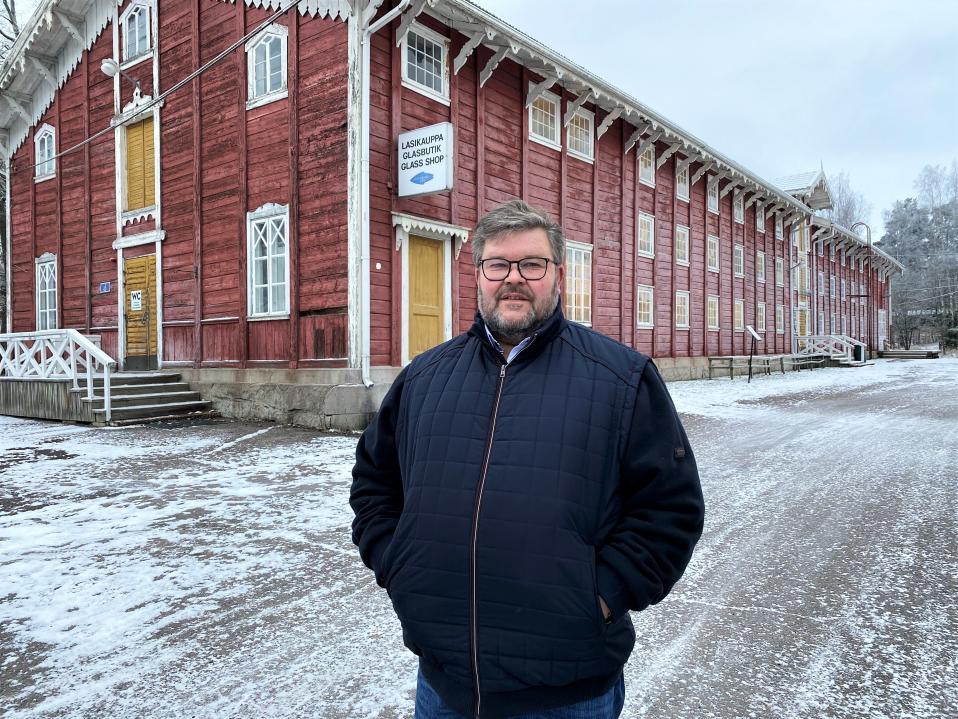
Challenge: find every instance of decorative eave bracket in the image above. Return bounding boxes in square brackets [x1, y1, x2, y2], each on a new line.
[393, 212, 471, 258]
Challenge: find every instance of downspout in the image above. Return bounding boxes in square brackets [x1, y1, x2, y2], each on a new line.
[4, 149, 10, 333]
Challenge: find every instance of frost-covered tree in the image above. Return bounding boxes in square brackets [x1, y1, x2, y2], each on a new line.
[823, 171, 872, 234]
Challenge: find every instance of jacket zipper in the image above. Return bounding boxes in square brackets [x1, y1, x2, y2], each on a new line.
[470, 362, 507, 719]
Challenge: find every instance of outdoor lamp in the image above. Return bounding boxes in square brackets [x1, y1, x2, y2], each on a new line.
[100, 58, 141, 93]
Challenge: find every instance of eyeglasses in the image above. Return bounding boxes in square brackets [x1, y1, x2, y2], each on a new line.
[478, 257, 553, 281]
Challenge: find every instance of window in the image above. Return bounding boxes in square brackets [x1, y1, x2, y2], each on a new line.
[402, 24, 448, 103]
[734, 244, 744, 277]
[830, 313, 837, 334]
[756, 203, 765, 233]
[707, 295, 720, 330]
[841, 279, 846, 300]
[733, 193, 744, 224]
[775, 215, 783, 240]
[707, 235, 720, 272]
[125, 116, 155, 212]
[818, 271, 825, 294]
[566, 108, 594, 161]
[529, 91, 560, 149]
[121, 3, 151, 63]
[636, 284, 654, 328]
[707, 176, 719, 213]
[790, 225, 799, 248]
[676, 165, 689, 201]
[830, 243, 836, 261]
[830, 276, 836, 298]
[247, 24, 288, 108]
[842, 315, 847, 335]
[675, 291, 690, 329]
[757, 302, 766, 332]
[36, 256, 57, 330]
[775, 258, 784, 286]
[247, 204, 290, 317]
[639, 145, 655, 186]
[565, 240, 593, 325]
[799, 256, 810, 293]
[637, 212, 655, 258]
[776, 304, 784, 334]
[734, 299, 744, 331]
[819, 311, 825, 333]
[818, 240, 825, 257]
[34, 124, 56, 180]
[756, 251, 766, 283]
[841, 249, 846, 267]
[675, 226, 690, 265]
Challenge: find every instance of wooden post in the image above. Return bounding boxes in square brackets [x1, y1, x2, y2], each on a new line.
[192, 0, 203, 365]
[83, 51, 93, 334]
[236, 2, 249, 368]
[288, 10, 300, 368]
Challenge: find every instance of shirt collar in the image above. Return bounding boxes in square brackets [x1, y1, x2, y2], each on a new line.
[484, 324, 536, 364]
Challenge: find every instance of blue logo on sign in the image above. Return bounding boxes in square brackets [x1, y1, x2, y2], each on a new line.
[99, 282, 111, 294]
[411, 172, 434, 185]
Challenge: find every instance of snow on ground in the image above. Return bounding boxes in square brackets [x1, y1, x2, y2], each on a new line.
[1, 358, 956, 718]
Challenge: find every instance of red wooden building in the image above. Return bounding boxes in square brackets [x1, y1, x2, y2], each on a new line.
[0, 0, 902, 426]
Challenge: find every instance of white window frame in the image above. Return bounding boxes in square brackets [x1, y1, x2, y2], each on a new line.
[707, 176, 719, 214]
[775, 257, 784, 287]
[830, 312, 837, 334]
[675, 225, 690, 266]
[247, 203, 291, 318]
[707, 235, 720, 273]
[775, 215, 783, 240]
[707, 295, 720, 331]
[842, 315, 848, 335]
[757, 302, 766, 332]
[120, 1, 152, 66]
[246, 24, 289, 110]
[636, 284, 654, 329]
[34, 124, 56, 181]
[675, 164, 690, 202]
[734, 243, 744, 277]
[841, 249, 846, 267]
[35, 254, 57, 331]
[819, 311, 826, 334]
[830, 243, 836, 261]
[830, 276, 836, 298]
[818, 271, 825, 294]
[565, 239, 593, 326]
[756, 203, 765, 233]
[733, 193, 744, 224]
[734, 299, 744, 331]
[756, 251, 766, 283]
[776, 304, 785, 334]
[841, 279, 846, 300]
[637, 212, 655, 259]
[566, 107, 594, 162]
[528, 88, 561, 151]
[401, 22, 450, 105]
[639, 145, 656, 187]
[675, 291, 690, 329]
[818, 240, 825, 257]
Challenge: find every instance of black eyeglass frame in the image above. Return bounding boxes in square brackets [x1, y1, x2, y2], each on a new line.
[478, 256, 555, 281]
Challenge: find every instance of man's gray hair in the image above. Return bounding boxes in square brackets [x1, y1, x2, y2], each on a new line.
[471, 200, 565, 266]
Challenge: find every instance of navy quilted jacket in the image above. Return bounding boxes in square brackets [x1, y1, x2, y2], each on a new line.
[351, 308, 704, 718]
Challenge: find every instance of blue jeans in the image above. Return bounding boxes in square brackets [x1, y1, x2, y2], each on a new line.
[414, 669, 625, 719]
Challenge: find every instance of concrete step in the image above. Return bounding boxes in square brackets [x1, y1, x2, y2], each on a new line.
[90, 372, 182, 387]
[93, 400, 213, 421]
[106, 410, 219, 426]
[73, 382, 193, 397]
[86, 391, 203, 409]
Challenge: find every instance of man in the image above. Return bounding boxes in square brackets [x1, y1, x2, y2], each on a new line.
[351, 200, 704, 718]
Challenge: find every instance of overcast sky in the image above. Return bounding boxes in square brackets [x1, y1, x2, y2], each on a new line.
[479, 0, 958, 236]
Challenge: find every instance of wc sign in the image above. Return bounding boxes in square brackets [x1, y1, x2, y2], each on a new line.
[398, 122, 454, 197]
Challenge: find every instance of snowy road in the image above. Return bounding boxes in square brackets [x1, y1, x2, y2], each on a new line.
[2, 358, 956, 718]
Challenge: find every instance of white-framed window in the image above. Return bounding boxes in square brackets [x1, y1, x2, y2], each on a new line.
[830, 276, 836, 298]
[841, 249, 846, 267]
[790, 225, 799, 248]
[757, 302, 766, 332]
[775, 257, 784, 286]
[675, 225, 690, 266]
[34, 124, 56, 180]
[756, 203, 765, 233]
[830, 243, 836, 261]
[121, 2, 151, 63]
[756, 251, 766, 283]
[402, 23, 449, 104]
[818, 271, 825, 294]
[842, 315, 847, 335]
[639, 145, 655, 186]
[830, 313, 837, 334]
[734, 299, 744, 331]
[707, 295, 720, 330]
[676, 165, 690, 201]
[733, 193, 744, 224]
[35, 255, 57, 331]
[707, 235, 720, 272]
[818, 240, 825, 257]
[636, 284, 654, 328]
[565, 240, 593, 326]
[841, 279, 847, 300]
[819, 311, 825, 333]
[247, 204, 290, 317]
[707, 176, 719, 214]
[637, 212, 655, 258]
[567, 107, 594, 161]
[860, 257, 865, 272]
[675, 291, 690, 329]
[247, 24, 288, 109]
[734, 243, 744, 277]
[529, 89, 561, 150]
[776, 304, 784, 334]
[775, 215, 783, 240]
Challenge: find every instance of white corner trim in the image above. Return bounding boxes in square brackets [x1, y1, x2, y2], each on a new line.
[113, 229, 165, 250]
[392, 212, 470, 258]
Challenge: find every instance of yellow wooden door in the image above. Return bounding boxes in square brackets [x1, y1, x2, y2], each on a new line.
[798, 308, 808, 336]
[126, 117, 155, 211]
[409, 235, 445, 359]
[124, 254, 158, 370]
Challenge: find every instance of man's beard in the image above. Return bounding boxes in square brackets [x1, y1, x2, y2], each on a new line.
[478, 279, 560, 348]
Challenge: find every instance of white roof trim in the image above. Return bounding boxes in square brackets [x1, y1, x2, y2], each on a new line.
[392, 212, 471, 258]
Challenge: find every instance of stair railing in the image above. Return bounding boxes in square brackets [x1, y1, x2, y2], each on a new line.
[0, 330, 117, 422]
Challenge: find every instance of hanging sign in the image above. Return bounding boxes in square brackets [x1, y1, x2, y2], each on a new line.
[130, 290, 142, 311]
[398, 122, 454, 198]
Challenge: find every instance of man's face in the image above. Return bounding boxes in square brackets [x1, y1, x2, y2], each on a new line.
[476, 228, 564, 344]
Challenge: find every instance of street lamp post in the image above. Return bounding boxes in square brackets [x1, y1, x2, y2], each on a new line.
[851, 221, 873, 354]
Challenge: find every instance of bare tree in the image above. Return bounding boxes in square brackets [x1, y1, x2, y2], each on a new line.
[0, 0, 19, 62]
[0, 0, 17, 331]
[824, 171, 873, 233]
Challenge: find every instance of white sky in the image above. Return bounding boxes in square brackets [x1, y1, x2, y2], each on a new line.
[478, 0, 958, 236]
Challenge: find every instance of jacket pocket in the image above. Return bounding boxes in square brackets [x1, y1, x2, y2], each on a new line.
[589, 547, 608, 635]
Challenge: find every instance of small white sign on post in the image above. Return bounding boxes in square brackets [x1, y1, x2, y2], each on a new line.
[130, 290, 142, 311]
[398, 122, 454, 198]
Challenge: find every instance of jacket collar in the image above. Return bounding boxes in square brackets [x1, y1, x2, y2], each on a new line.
[468, 304, 567, 365]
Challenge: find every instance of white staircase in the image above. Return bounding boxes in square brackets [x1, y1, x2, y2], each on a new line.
[793, 335, 869, 367]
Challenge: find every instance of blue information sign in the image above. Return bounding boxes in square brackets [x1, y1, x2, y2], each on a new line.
[99, 282, 111, 294]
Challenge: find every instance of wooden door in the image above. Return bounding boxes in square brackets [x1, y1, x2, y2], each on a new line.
[124, 254, 158, 370]
[798, 308, 808, 336]
[408, 235, 445, 360]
